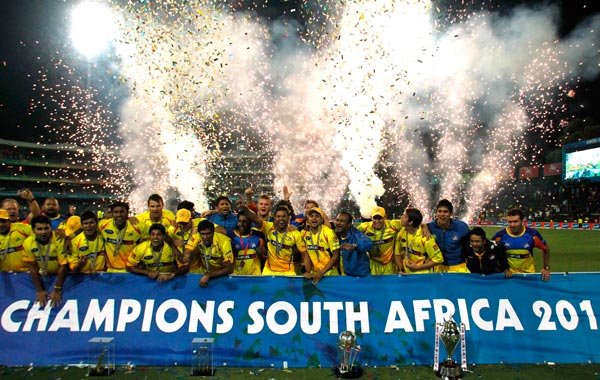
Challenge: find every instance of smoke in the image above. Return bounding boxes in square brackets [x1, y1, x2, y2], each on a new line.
[107, 0, 599, 218]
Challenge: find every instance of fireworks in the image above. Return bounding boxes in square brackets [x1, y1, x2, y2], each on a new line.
[21, 0, 600, 218]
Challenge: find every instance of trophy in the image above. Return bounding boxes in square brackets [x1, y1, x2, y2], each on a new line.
[334, 331, 363, 379]
[191, 337, 215, 376]
[433, 316, 466, 380]
[88, 337, 115, 376]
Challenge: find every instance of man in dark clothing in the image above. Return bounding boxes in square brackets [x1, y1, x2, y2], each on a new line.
[463, 227, 511, 277]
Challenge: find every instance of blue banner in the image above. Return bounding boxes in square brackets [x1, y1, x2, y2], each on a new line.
[0, 272, 598, 367]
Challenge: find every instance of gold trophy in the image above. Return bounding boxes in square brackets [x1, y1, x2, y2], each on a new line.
[334, 331, 362, 379]
[434, 316, 466, 380]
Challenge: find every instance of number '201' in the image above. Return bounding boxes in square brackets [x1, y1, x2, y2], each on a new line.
[533, 300, 598, 330]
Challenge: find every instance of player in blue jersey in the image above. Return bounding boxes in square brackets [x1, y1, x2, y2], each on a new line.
[334, 212, 373, 277]
[41, 197, 68, 230]
[228, 213, 265, 275]
[427, 199, 470, 273]
[491, 209, 550, 281]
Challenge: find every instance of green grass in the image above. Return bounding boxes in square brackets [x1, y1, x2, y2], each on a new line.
[1, 364, 599, 380]
[482, 227, 600, 273]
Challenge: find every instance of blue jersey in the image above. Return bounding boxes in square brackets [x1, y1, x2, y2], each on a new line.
[491, 227, 547, 273]
[427, 219, 470, 266]
[339, 226, 373, 277]
[228, 228, 265, 275]
[49, 214, 69, 231]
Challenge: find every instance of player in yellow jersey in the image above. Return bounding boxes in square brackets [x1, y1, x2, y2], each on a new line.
[127, 224, 182, 282]
[22, 215, 68, 308]
[394, 208, 443, 274]
[98, 201, 143, 272]
[301, 207, 340, 284]
[183, 220, 234, 287]
[0, 208, 33, 272]
[168, 208, 198, 252]
[238, 202, 307, 276]
[69, 211, 107, 273]
[135, 194, 176, 240]
[358, 206, 402, 275]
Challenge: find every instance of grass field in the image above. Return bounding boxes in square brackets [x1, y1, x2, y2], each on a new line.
[481, 227, 600, 273]
[1, 363, 599, 380]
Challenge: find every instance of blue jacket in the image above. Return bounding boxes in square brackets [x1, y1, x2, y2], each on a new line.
[338, 226, 373, 277]
[207, 212, 238, 236]
[427, 219, 470, 266]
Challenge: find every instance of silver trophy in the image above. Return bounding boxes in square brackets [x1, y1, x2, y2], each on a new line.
[334, 331, 363, 379]
[434, 316, 466, 380]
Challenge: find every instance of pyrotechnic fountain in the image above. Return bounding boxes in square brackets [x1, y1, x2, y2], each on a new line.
[37, 0, 600, 219]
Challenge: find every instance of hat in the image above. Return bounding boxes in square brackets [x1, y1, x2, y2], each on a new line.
[0, 209, 9, 220]
[176, 209, 192, 223]
[64, 216, 81, 237]
[308, 207, 324, 218]
[371, 206, 386, 218]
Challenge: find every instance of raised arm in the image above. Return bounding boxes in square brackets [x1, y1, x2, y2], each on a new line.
[236, 200, 264, 229]
[18, 189, 40, 221]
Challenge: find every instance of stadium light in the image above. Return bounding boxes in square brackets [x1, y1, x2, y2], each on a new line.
[70, 1, 116, 59]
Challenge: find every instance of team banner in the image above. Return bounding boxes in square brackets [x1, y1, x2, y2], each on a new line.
[0, 272, 598, 367]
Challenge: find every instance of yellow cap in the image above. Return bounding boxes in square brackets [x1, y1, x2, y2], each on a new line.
[0, 209, 9, 220]
[371, 206, 386, 218]
[176, 209, 192, 223]
[64, 216, 81, 237]
[308, 207, 324, 218]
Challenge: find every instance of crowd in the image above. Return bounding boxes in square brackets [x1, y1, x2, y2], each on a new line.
[0, 187, 550, 308]
[483, 178, 600, 223]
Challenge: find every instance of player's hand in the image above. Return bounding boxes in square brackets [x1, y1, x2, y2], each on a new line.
[147, 271, 159, 280]
[340, 243, 356, 250]
[283, 185, 292, 201]
[49, 289, 63, 308]
[504, 269, 513, 279]
[312, 270, 325, 285]
[17, 188, 34, 200]
[36, 290, 49, 308]
[541, 268, 550, 281]
[157, 273, 175, 282]
[199, 275, 210, 288]
[257, 247, 267, 261]
[420, 224, 432, 239]
[76, 257, 88, 272]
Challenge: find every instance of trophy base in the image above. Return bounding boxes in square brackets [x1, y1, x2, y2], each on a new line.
[436, 361, 463, 380]
[191, 368, 216, 376]
[334, 366, 363, 379]
[88, 368, 115, 376]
